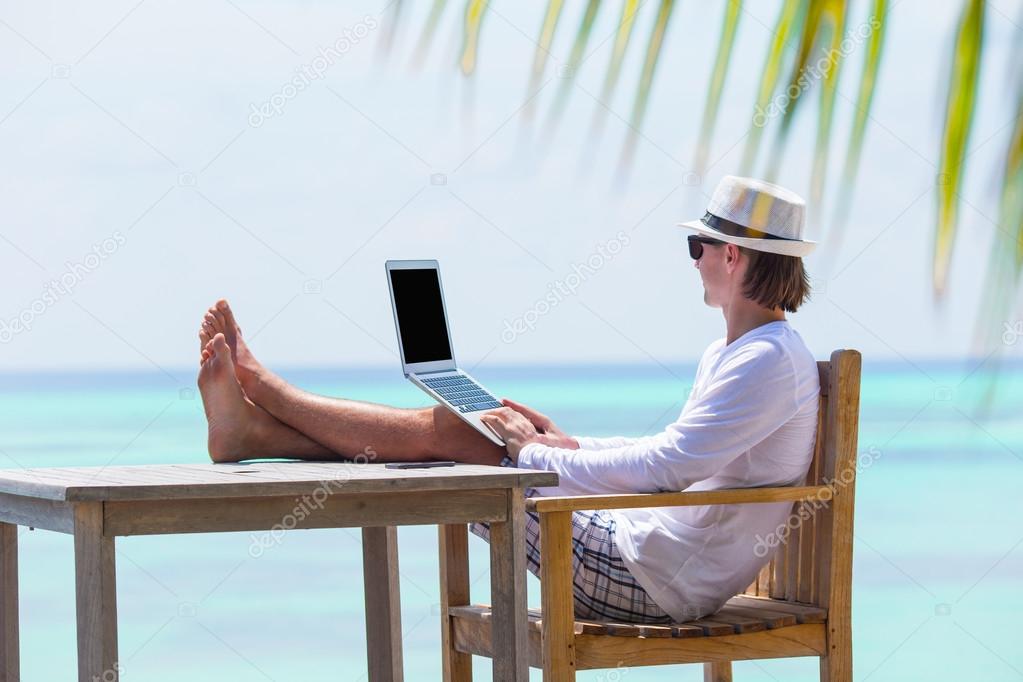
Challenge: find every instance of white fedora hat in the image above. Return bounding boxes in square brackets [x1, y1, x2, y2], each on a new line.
[678, 175, 817, 257]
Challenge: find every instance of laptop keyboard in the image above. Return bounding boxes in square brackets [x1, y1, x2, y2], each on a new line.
[421, 374, 502, 413]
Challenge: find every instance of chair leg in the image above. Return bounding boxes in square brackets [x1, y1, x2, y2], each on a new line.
[819, 650, 852, 682]
[539, 512, 576, 681]
[704, 662, 732, 682]
[439, 525, 472, 682]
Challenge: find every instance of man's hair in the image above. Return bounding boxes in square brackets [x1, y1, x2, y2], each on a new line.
[738, 247, 811, 312]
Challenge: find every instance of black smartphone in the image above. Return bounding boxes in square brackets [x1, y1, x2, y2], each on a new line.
[384, 461, 457, 469]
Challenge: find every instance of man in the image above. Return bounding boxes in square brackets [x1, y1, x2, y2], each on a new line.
[197, 175, 820, 623]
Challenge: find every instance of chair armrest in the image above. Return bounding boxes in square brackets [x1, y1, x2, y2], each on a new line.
[525, 485, 828, 513]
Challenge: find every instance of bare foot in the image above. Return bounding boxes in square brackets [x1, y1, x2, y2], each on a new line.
[203, 299, 266, 395]
[198, 333, 268, 463]
[198, 326, 212, 365]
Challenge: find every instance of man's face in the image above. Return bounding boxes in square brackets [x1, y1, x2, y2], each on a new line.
[693, 241, 737, 308]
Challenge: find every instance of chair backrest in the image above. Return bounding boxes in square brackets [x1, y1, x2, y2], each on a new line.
[742, 349, 862, 613]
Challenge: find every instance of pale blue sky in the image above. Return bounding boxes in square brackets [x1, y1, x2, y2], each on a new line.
[1, 0, 1021, 375]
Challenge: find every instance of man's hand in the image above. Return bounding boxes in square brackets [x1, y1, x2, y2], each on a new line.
[500, 398, 578, 449]
[480, 407, 538, 461]
[480, 399, 579, 462]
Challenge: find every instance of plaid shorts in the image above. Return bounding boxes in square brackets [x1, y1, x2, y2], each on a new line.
[469, 457, 672, 624]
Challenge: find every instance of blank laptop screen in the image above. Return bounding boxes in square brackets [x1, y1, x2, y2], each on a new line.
[390, 268, 453, 364]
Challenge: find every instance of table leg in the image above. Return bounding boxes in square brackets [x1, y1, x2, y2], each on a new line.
[488, 488, 528, 682]
[0, 523, 18, 682]
[74, 503, 118, 682]
[362, 526, 403, 682]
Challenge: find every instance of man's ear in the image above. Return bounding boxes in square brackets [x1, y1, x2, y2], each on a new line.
[724, 243, 742, 273]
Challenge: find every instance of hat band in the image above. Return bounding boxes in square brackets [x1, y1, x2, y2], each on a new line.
[701, 212, 799, 241]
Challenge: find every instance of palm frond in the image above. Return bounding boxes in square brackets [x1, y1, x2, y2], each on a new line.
[523, 0, 567, 120]
[808, 0, 848, 223]
[544, 0, 602, 135]
[978, 94, 1023, 331]
[934, 0, 984, 296]
[740, 0, 805, 175]
[693, 0, 742, 175]
[1012, 110, 1023, 271]
[591, 0, 643, 136]
[829, 0, 888, 263]
[620, 0, 676, 169]
[764, 0, 824, 181]
[377, 0, 407, 61]
[459, 0, 489, 76]
[970, 94, 1023, 415]
[411, 0, 448, 69]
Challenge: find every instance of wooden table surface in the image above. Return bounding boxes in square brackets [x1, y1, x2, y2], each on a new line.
[0, 462, 557, 682]
[0, 461, 555, 501]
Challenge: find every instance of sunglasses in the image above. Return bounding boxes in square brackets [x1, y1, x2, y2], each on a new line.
[687, 235, 725, 260]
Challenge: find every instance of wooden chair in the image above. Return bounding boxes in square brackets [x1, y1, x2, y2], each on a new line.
[439, 349, 862, 681]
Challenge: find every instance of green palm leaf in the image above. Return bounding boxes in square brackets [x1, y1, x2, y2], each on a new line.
[828, 0, 888, 263]
[620, 0, 676, 169]
[934, 0, 984, 296]
[591, 0, 643, 136]
[1011, 106, 1023, 270]
[524, 0, 567, 120]
[971, 93, 1023, 414]
[808, 0, 848, 222]
[979, 94, 1023, 322]
[411, 0, 448, 68]
[764, 0, 824, 181]
[544, 0, 602, 135]
[693, 0, 742, 175]
[377, 0, 406, 61]
[459, 0, 489, 75]
[740, 0, 805, 175]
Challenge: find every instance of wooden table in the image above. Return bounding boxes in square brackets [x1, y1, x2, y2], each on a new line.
[0, 462, 557, 682]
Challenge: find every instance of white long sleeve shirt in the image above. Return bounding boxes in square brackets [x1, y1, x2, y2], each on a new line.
[517, 320, 820, 620]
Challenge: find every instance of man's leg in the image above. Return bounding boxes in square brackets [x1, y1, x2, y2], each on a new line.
[200, 301, 506, 465]
[249, 384, 506, 465]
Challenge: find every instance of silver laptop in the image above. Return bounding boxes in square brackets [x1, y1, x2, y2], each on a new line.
[385, 259, 505, 446]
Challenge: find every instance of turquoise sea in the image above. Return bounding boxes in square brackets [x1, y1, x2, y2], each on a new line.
[1, 360, 1021, 681]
